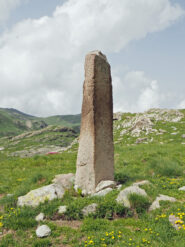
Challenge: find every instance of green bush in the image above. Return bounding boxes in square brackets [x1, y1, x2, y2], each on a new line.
[128, 193, 150, 215]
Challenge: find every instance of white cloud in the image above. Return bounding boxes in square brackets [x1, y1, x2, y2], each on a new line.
[178, 100, 185, 109]
[113, 70, 162, 113]
[0, 0, 184, 116]
[0, 0, 24, 25]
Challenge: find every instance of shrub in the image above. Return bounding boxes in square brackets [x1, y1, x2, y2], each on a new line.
[128, 193, 150, 215]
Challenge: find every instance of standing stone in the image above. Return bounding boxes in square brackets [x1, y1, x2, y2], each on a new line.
[75, 51, 114, 194]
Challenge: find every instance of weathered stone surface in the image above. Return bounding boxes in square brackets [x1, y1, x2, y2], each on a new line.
[179, 186, 185, 191]
[35, 213, 45, 222]
[82, 203, 98, 216]
[52, 173, 74, 189]
[116, 186, 147, 208]
[93, 188, 113, 197]
[149, 194, 176, 211]
[17, 184, 65, 207]
[75, 51, 114, 194]
[181, 134, 185, 138]
[95, 180, 116, 193]
[133, 180, 150, 187]
[58, 206, 67, 214]
[36, 225, 51, 238]
[169, 215, 184, 230]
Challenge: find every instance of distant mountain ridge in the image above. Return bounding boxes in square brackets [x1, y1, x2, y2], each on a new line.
[0, 108, 81, 137]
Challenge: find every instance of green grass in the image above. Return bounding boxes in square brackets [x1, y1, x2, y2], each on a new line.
[0, 109, 185, 246]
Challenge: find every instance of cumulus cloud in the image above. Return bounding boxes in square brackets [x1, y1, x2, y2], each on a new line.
[0, 0, 184, 116]
[178, 100, 185, 109]
[0, 0, 24, 25]
[113, 70, 163, 113]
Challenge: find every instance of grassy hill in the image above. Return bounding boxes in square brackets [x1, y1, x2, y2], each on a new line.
[0, 108, 185, 247]
[0, 108, 81, 138]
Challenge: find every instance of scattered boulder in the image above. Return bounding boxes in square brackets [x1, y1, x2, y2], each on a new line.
[52, 173, 75, 189]
[133, 180, 150, 187]
[116, 185, 147, 208]
[35, 213, 45, 222]
[169, 215, 184, 230]
[0, 147, 4, 151]
[82, 203, 98, 216]
[95, 180, 116, 193]
[171, 132, 178, 135]
[17, 184, 65, 207]
[36, 225, 51, 238]
[58, 206, 67, 214]
[135, 138, 148, 144]
[182, 134, 185, 138]
[149, 194, 176, 211]
[93, 188, 113, 197]
[179, 186, 185, 191]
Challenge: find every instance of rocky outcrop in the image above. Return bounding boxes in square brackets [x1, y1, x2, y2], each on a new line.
[149, 194, 176, 211]
[116, 185, 148, 208]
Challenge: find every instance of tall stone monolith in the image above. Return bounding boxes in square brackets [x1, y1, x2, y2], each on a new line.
[75, 50, 114, 194]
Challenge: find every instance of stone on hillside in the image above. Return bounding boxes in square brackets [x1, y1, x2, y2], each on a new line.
[179, 186, 185, 191]
[82, 203, 98, 216]
[0, 147, 4, 151]
[95, 180, 116, 193]
[133, 180, 150, 187]
[135, 138, 148, 144]
[182, 134, 185, 138]
[93, 188, 113, 197]
[35, 213, 45, 222]
[52, 173, 75, 189]
[169, 215, 184, 230]
[17, 184, 65, 207]
[75, 51, 114, 194]
[58, 206, 67, 214]
[149, 194, 176, 211]
[116, 186, 147, 208]
[171, 132, 178, 135]
[36, 225, 51, 238]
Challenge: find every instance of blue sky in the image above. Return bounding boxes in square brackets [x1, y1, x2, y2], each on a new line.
[0, 0, 184, 116]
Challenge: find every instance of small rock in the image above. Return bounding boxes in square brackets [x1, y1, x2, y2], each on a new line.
[95, 180, 116, 193]
[82, 203, 98, 216]
[171, 132, 178, 135]
[179, 186, 185, 191]
[17, 184, 65, 207]
[0, 147, 4, 151]
[149, 194, 176, 211]
[7, 194, 13, 197]
[169, 215, 184, 230]
[133, 180, 150, 187]
[58, 206, 67, 214]
[181, 134, 185, 138]
[135, 138, 148, 144]
[36, 225, 51, 238]
[93, 188, 113, 197]
[35, 213, 45, 222]
[116, 184, 122, 190]
[52, 173, 75, 189]
[116, 185, 147, 208]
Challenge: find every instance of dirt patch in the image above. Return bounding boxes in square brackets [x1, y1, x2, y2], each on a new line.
[53, 220, 82, 229]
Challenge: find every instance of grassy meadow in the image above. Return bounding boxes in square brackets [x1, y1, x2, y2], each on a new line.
[0, 109, 185, 246]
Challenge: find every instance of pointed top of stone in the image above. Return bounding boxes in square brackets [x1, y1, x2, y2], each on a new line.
[87, 50, 107, 62]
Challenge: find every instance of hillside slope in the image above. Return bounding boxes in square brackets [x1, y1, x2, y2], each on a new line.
[0, 108, 81, 137]
[0, 108, 185, 247]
